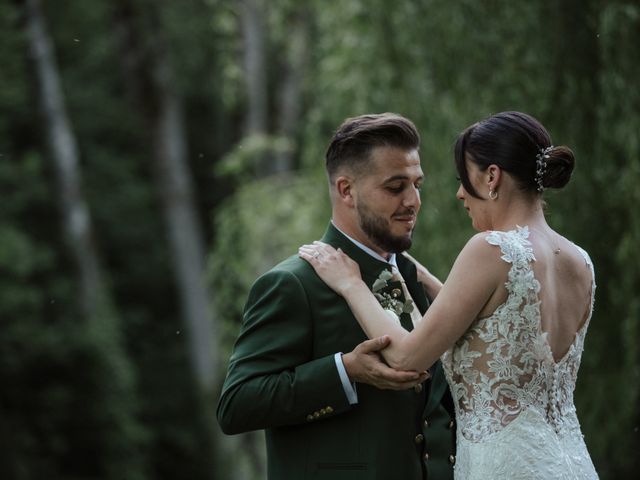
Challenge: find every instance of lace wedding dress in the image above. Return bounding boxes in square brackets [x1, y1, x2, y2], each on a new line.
[442, 226, 598, 479]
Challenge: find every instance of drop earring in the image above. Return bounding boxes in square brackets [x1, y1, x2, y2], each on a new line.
[489, 189, 498, 200]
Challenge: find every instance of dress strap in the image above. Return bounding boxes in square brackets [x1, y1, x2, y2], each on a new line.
[484, 225, 536, 266]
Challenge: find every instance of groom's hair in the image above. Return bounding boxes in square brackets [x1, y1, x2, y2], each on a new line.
[325, 113, 420, 181]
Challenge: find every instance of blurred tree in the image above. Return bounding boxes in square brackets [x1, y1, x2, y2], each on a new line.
[110, 0, 219, 478]
[25, 0, 105, 324]
[240, 0, 267, 135]
[272, 2, 310, 172]
[128, 0, 217, 394]
[2, 1, 148, 479]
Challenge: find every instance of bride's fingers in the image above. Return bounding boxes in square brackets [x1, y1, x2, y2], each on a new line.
[299, 245, 332, 265]
[300, 242, 330, 257]
[312, 241, 337, 256]
[298, 247, 320, 262]
[300, 242, 348, 266]
[300, 245, 324, 255]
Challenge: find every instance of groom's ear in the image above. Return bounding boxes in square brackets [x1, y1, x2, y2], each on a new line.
[335, 175, 356, 207]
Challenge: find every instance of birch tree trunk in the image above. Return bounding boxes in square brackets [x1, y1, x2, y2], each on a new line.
[24, 0, 106, 321]
[24, 4, 147, 474]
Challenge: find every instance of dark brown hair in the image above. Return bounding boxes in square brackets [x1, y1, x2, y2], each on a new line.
[325, 113, 420, 181]
[455, 111, 575, 198]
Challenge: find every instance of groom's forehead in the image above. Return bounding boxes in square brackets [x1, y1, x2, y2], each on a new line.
[380, 173, 424, 183]
[366, 153, 424, 180]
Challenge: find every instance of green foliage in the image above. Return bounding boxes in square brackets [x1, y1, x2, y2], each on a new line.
[1, 0, 638, 478]
[1, 1, 219, 478]
[578, 3, 640, 476]
[217, 134, 293, 178]
[0, 318, 145, 480]
[0, 149, 147, 479]
[210, 172, 330, 358]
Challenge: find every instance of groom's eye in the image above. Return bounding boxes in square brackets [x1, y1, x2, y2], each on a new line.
[386, 184, 404, 194]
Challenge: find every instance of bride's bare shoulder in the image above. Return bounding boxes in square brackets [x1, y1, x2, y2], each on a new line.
[557, 236, 594, 280]
[459, 231, 502, 257]
[450, 232, 509, 274]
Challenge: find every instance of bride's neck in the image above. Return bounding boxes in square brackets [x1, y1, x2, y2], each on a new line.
[491, 197, 547, 232]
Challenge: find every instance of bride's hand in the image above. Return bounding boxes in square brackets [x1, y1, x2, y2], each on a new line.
[299, 241, 362, 296]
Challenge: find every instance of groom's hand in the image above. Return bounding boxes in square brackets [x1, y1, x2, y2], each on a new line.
[342, 336, 429, 390]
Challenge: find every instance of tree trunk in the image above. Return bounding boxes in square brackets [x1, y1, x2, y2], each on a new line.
[152, 54, 216, 392]
[240, 0, 270, 176]
[129, 5, 217, 393]
[24, 0, 106, 321]
[275, 7, 309, 173]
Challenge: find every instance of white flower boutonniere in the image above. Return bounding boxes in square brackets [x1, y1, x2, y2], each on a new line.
[372, 269, 415, 322]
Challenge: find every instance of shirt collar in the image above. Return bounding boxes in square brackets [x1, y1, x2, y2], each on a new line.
[331, 221, 398, 269]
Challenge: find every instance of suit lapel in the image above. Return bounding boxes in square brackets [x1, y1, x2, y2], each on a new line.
[396, 253, 430, 315]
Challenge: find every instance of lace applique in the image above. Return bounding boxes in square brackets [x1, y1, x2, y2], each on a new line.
[441, 226, 596, 442]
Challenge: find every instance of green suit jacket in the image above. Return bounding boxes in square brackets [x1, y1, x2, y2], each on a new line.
[217, 223, 455, 479]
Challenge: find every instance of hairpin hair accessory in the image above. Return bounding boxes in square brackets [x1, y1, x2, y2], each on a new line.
[535, 145, 554, 192]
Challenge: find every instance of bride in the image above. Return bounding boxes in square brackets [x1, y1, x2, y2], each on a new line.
[300, 111, 599, 479]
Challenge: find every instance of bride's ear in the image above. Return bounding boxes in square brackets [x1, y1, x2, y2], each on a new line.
[487, 165, 502, 191]
[335, 176, 355, 207]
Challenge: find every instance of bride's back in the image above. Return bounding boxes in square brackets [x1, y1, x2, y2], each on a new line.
[529, 231, 594, 362]
[442, 226, 596, 442]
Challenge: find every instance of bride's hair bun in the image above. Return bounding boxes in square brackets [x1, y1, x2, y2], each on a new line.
[454, 111, 576, 197]
[543, 146, 575, 190]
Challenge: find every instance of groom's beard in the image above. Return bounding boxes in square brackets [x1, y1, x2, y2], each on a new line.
[357, 202, 414, 253]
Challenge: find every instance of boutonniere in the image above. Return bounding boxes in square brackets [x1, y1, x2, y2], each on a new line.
[372, 269, 415, 322]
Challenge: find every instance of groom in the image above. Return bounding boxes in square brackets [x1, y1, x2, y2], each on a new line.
[217, 113, 455, 479]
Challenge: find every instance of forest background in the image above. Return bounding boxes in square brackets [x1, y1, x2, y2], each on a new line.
[1, 0, 638, 479]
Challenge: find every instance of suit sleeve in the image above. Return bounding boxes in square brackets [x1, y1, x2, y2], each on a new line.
[216, 268, 353, 434]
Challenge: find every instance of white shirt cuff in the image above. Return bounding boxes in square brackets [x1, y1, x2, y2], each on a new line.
[334, 352, 358, 405]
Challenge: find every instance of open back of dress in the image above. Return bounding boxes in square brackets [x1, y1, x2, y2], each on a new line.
[441, 226, 598, 479]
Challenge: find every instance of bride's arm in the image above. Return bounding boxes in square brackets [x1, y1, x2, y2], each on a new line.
[300, 234, 503, 371]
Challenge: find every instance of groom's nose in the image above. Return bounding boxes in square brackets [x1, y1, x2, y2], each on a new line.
[403, 184, 421, 209]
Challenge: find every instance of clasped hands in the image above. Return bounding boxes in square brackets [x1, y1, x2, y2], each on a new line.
[344, 335, 429, 391]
